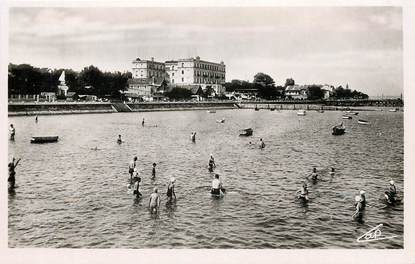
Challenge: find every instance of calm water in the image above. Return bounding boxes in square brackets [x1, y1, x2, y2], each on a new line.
[8, 109, 403, 248]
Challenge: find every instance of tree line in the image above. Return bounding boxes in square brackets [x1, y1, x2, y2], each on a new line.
[224, 72, 369, 100]
[8, 63, 132, 99]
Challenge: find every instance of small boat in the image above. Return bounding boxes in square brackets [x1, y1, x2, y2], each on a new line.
[216, 118, 225, 123]
[297, 110, 306, 116]
[239, 128, 253, 137]
[30, 136, 59, 144]
[357, 119, 370, 125]
[207, 110, 216, 113]
[317, 109, 325, 113]
[332, 124, 345, 135]
[342, 115, 352, 119]
[346, 110, 359, 115]
[389, 108, 398, 112]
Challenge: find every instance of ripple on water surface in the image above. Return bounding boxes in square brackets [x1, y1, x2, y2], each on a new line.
[8, 109, 403, 248]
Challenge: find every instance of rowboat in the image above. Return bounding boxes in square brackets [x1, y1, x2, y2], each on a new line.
[357, 119, 369, 125]
[342, 115, 352, 119]
[207, 110, 216, 113]
[216, 119, 225, 123]
[239, 128, 253, 137]
[30, 136, 59, 144]
[389, 108, 398, 112]
[297, 110, 306, 116]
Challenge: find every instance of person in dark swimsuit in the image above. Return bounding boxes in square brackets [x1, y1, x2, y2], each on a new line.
[167, 177, 176, 202]
[117, 135, 122, 144]
[8, 157, 21, 189]
[385, 180, 397, 204]
[152, 163, 157, 179]
[9, 124, 15, 141]
[133, 176, 142, 198]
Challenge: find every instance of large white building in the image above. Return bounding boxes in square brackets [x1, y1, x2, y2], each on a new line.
[125, 56, 226, 100]
[165, 56, 226, 95]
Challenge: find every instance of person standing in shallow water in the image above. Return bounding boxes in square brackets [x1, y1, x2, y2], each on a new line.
[149, 187, 161, 213]
[129, 156, 138, 183]
[9, 124, 15, 141]
[35, 115, 38, 123]
[259, 138, 265, 149]
[142, 118, 145, 127]
[167, 177, 176, 202]
[8, 157, 21, 189]
[152, 163, 157, 179]
[191, 132, 196, 143]
[117, 135, 122, 144]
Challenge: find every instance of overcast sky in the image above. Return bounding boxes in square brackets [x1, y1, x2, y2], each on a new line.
[9, 7, 402, 96]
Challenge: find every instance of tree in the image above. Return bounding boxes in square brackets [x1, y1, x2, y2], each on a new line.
[253, 72, 275, 87]
[284, 78, 295, 87]
[165, 87, 192, 100]
[307, 85, 324, 100]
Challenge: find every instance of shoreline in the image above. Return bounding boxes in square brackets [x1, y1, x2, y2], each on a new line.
[7, 101, 402, 116]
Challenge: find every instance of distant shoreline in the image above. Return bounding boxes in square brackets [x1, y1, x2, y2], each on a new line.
[7, 100, 402, 116]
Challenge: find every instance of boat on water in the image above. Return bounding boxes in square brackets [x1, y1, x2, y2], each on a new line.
[317, 109, 325, 113]
[239, 128, 253, 137]
[332, 124, 345, 135]
[357, 119, 370, 125]
[30, 136, 59, 144]
[297, 110, 306, 116]
[207, 110, 216, 113]
[216, 118, 225, 123]
[342, 115, 352, 119]
[389, 108, 399, 112]
[345, 110, 359, 115]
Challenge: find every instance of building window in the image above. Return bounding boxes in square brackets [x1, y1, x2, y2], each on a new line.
[182, 63, 184, 67]
[172, 79, 174, 84]
[182, 70, 184, 74]
[182, 78, 184, 82]
[172, 73, 174, 77]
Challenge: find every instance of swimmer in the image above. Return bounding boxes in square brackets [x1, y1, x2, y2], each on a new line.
[297, 181, 309, 201]
[149, 187, 161, 213]
[152, 163, 157, 179]
[329, 167, 335, 176]
[91, 146, 98, 151]
[353, 195, 364, 218]
[35, 115, 38, 123]
[385, 180, 397, 204]
[117, 134, 122, 144]
[211, 174, 225, 195]
[307, 167, 319, 182]
[208, 154, 216, 172]
[9, 124, 15, 141]
[166, 177, 176, 202]
[129, 156, 138, 183]
[259, 138, 265, 149]
[8, 157, 21, 189]
[358, 190, 366, 208]
[142, 118, 145, 127]
[133, 177, 142, 198]
[191, 132, 196, 143]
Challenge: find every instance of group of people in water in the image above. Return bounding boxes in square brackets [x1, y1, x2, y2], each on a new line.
[8, 116, 401, 220]
[296, 167, 399, 220]
[126, 155, 176, 214]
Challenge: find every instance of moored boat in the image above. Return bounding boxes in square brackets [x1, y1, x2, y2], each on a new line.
[239, 128, 253, 137]
[207, 110, 216, 113]
[297, 110, 306, 116]
[389, 108, 398, 112]
[216, 118, 225, 123]
[357, 119, 369, 125]
[30, 136, 59, 144]
[342, 115, 352, 119]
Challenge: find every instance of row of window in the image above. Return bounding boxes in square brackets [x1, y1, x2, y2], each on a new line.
[194, 63, 225, 72]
